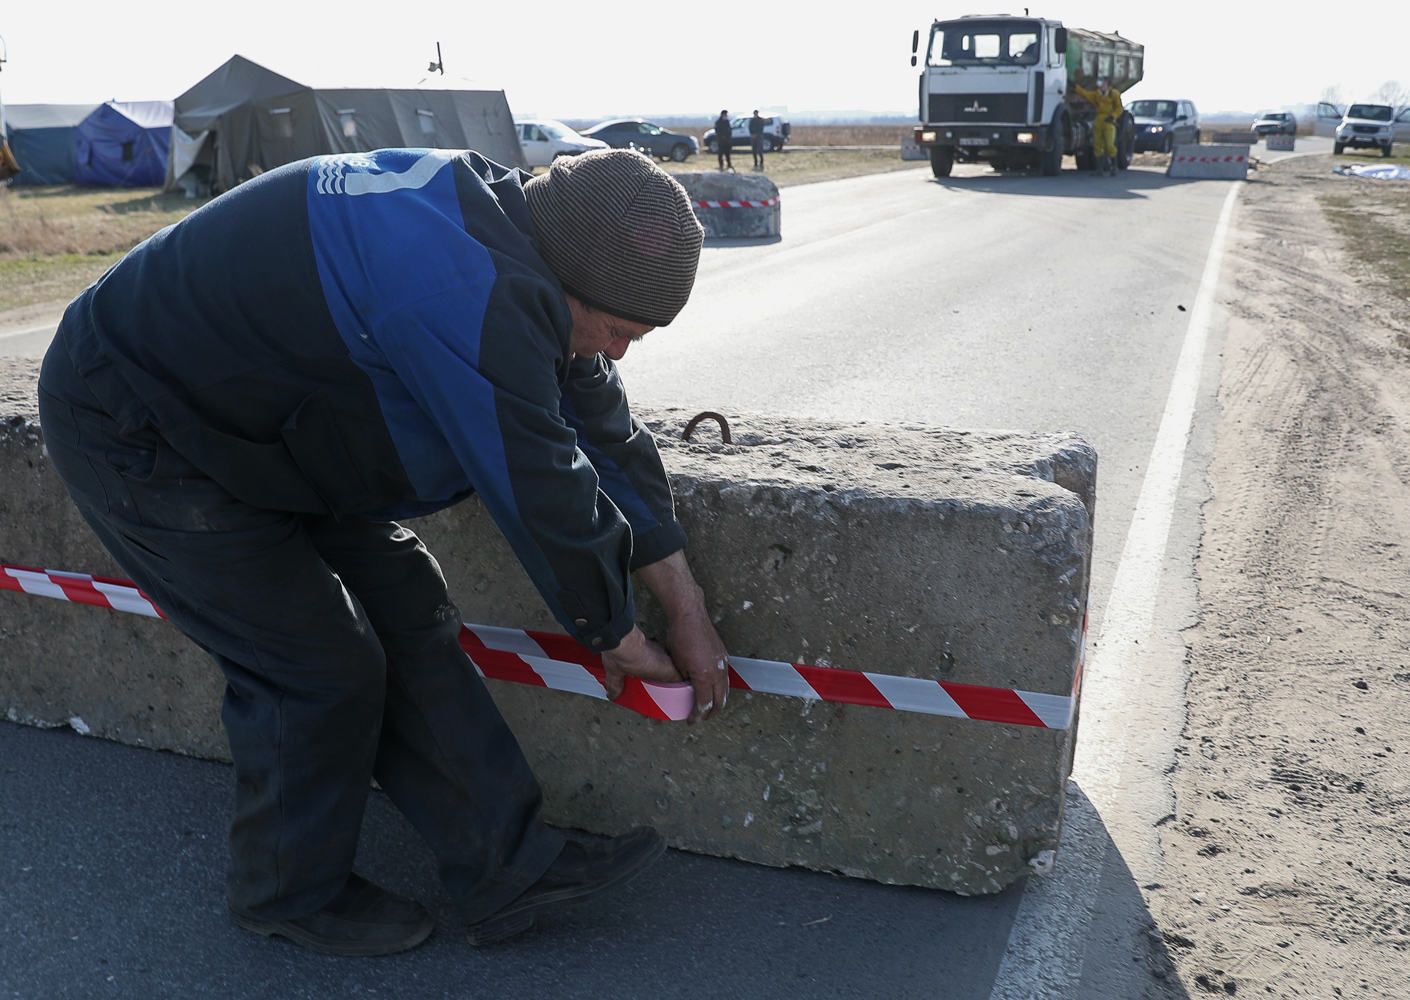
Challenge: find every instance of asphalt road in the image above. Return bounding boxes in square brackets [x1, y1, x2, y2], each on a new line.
[0, 319, 63, 358]
[625, 158, 1241, 1000]
[1, 141, 1327, 998]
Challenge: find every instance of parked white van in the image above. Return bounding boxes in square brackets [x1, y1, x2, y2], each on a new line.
[516, 120, 608, 168]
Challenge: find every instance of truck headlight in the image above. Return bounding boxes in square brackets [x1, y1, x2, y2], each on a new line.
[1150, 125, 1164, 132]
[920, 131, 937, 142]
[1016, 132, 1035, 143]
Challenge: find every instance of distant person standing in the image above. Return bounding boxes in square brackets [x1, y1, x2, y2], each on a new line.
[748, 110, 766, 170]
[713, 110, 733, 170]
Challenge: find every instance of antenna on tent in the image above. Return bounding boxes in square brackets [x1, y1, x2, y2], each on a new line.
[428, 42, 444, 76]
[0, 35, 8, 72]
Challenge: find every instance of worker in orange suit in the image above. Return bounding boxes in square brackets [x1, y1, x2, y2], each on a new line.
[1074, 76, 1123, 176]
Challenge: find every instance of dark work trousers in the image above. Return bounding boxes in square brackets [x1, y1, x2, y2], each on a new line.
[716, 140, 732, 170]
[750, 134, 765, 169]
[36, 330, 564, 924]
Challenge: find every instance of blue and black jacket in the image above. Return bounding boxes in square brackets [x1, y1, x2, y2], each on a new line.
[60, 148, 687, 651]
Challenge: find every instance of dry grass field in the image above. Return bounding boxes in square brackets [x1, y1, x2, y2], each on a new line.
[659, 146, 923, 187]
[0, 185, 208, 313]
[4, 139, 926, 314]
[1320, 161, 1410, 307]
[664, 123, 912, 148]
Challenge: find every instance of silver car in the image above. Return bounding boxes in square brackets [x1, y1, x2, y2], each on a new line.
[1334, 104, 1400, 156]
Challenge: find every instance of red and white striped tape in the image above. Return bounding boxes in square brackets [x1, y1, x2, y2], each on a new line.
[692, 198, 779, 208]
[0, 564, 165, 618]
[1172, 153, 1247, 163]
[2, 562, 1079, 728]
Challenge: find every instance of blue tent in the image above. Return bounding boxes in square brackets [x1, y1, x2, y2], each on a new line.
[74, 101, 174, 186]
[3, 104, 100, 184]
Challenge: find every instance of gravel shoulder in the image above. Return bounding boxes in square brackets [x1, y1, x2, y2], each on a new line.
[1153, 156, 1410, 996]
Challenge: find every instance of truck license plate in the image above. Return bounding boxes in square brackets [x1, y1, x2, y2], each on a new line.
[958, 137, 989, 146]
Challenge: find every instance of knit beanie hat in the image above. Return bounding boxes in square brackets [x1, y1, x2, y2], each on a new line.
[523, 149, 704, 327]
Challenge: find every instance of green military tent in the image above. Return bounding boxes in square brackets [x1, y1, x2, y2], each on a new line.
[165, 55, 526, 195]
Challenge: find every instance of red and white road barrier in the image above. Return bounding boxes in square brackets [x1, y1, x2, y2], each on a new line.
[2, 562, 1079, 728]
[692, 197, 780, 208]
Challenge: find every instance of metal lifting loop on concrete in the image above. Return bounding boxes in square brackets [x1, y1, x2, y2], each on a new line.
[681, 411, 732, 444]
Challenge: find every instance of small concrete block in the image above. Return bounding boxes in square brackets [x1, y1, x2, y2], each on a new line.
[901, 139, 928, 161]
[672, 172, 780, 239]
[1168, 144, 1249, 179]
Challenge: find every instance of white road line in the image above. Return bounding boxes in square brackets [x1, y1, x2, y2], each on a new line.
[987, 181, 1241, 1000]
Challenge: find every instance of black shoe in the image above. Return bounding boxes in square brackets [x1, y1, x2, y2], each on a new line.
[229, 873, 435, 957]
[465, 827, 666, 946]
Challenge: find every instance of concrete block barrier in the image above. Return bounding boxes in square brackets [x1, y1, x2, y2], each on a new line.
[1, 357, 1095, 894]
[901, 138, 928, 161]
[1168, 144, 1250, 180]
[672, 172, 780, 239]
[1, 360, 231, 757]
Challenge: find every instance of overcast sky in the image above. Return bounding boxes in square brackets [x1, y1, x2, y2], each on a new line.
[2, 1, 1407, 119]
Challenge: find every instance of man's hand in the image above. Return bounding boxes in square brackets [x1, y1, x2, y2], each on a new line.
[636, 551, 730, 724]
[601, 627, 683, 698]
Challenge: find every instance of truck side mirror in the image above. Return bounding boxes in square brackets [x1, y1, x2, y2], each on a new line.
[912, 30, 919, 54]
[911, 55, 917, 67]
[1054, 27, 1068, 55]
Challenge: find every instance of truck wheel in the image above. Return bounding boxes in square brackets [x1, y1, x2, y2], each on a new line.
[1075, 149, 1095, 171]
[670, 144, 690, 162]
[1162, 134, 1173, 155]
[762, 136, 776, 153]
[706, 139, 718, 154]
[1041, 138, 1062, 176]
[1383, 144, 1394, 158]
[1116, 115, 1135, 170]
[1334, 142, 1344, 155]
[930, 146, 954, 178]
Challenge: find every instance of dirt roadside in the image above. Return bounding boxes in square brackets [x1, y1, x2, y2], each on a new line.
[1152, 157, 1410, 996]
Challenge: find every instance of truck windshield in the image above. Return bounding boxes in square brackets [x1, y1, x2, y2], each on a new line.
[1129, 101, 1177, 119]
[1346, 104, 1393, 122]
[928, 20, 1041, 67]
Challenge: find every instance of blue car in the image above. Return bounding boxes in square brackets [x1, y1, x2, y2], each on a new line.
[580, 119, 699, 162]
[1129, 99, 1201, 153]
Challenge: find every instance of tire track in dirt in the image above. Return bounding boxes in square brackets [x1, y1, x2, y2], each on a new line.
[1153, 158, 1410, 998]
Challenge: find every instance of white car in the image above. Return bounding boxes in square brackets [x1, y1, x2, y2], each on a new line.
[515, 119, 608, 168]
[1333, 103, 1409, 157]
[1312, 102, 1344, 137]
